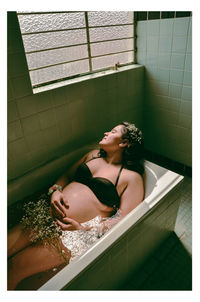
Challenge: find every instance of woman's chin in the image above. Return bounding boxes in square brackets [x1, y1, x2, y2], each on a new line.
[99, 141, 106, 149]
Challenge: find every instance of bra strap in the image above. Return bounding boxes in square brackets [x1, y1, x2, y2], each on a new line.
[115, 165, 123, 187]
[85, 156, 100, 164]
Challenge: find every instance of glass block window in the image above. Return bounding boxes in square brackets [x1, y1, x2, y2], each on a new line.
[17, 11, 135, 89]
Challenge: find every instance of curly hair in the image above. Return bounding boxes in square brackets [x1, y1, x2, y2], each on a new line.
[99, 121, 144, 175]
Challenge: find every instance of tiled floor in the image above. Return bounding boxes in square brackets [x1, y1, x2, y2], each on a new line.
[119, 176, 192, 290]
[174, 176, 192, 255]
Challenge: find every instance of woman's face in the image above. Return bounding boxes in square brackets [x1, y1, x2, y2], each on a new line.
[99, 125, 125, 151]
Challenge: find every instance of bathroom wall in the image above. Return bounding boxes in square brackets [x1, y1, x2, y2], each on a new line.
[137, 17, 192, 167]
[7, 12, 144, 200]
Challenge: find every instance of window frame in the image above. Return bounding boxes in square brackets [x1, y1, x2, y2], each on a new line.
[17, 11, 137, 92]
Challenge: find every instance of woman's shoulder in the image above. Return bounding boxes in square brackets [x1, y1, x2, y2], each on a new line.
[85, 149, 100, 161]
[122, 167, 143, 184]
[124, 161, 144, 177]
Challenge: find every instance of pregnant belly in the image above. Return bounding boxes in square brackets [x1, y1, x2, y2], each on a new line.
[56, 182, 112, 223]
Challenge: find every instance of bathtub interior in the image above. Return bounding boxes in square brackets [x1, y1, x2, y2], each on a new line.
[38, 160, 184, 290]
[143, 161, 158, 198]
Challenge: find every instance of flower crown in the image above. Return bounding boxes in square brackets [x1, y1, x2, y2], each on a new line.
[124, 123, 143, 145]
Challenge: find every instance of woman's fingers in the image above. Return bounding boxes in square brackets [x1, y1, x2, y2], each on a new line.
[62, 217, 83, 230]
[62, 217, 74, 224]
[56, 217, 83, 231]
[56, 219, 72, 230]
[62, 217, 79, 226]
[51, 202, 65, 218]
[54, 200, 66, 215]
[56, 218, 78, 231]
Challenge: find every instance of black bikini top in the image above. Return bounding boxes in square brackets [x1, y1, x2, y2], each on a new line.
[74, 157, 123, 209]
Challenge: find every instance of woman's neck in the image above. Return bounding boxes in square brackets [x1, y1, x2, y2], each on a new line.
[105, 150, 123, 165]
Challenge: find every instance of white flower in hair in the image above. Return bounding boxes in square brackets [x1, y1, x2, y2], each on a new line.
[126, 124, 142, 144]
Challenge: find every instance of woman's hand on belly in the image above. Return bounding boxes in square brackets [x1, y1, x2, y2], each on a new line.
[56, 217, 85, 231]
[50, 191, 69, 219]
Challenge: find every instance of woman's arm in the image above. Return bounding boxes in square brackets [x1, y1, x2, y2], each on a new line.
[117, 172, 144, 216]
[52, 149, 99, 188]
[100, 172, 144, 232]
[50, 149, 100, 218]
[52, 154, 86, 189]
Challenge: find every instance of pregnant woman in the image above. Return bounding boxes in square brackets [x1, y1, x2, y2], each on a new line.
[8, 121, 144, 290]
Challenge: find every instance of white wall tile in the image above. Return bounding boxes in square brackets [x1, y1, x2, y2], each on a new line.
[147, 19, 160, 36]
[170, 53, 186, 70]
[183, 72, 192, 86]
[137, 21, 147, 37]
[35, 91, 53, 112]
[180, 100, 192, 115]
[173, 17, 190, 36]
[167, 98, 181, 112]
[16, 95, 38, 118]
[169, 69, 184, 85]
[42, 126, 61, 147]
[159, 35, 173, 52]
[156, 82, 169, 96]
[8, 52, 28, 77]
[147, 36, 159, 52]
[136, 52, 146, 65]
[185, 54, 192, 71]
[8, 120, 23, 142]
[188, 18, 192, 36]
[8, 80, 14, 101]
[137, 37, 147, 51]
[12, 75, 32, 99]
[160, 19, 174, 36]
[8, 138, 29, 157]
[21, 114, 41, 135]
[186, 35, 192, 53]
[38, 109, 56, 130]
[172, 36, 188, 53]
[140, 17, 192, 166]
[157, 69, 170, 82]
[158, 53, 171, 69]
[146, 52, 158, 67]
[169, 84, 182, 99]
[25, 131, 46, 152]
[8, 101, 19, 122]
[182, 86, 192, 101]
[178, 113, 192, 128]
[52, 87, 68, 106]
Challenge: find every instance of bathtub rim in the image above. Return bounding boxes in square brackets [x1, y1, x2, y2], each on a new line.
[39, 161, 184, 290]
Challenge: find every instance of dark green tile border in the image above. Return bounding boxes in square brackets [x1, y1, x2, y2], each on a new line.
[148, 11, 161, 20]
[176, 11, 192, 18]
[135, 11, 192, 21]
[134, 12, 147, 21]
[161, 11, 175, 19]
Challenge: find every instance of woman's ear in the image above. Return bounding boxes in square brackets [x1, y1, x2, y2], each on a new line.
[119, 139, 129, 148]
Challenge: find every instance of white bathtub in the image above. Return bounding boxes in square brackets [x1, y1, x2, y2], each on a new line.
[38, 160, 184, 290]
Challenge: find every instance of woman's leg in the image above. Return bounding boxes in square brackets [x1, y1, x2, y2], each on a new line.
[7, 238, 71, 290]
[8, 224, 32, 258]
